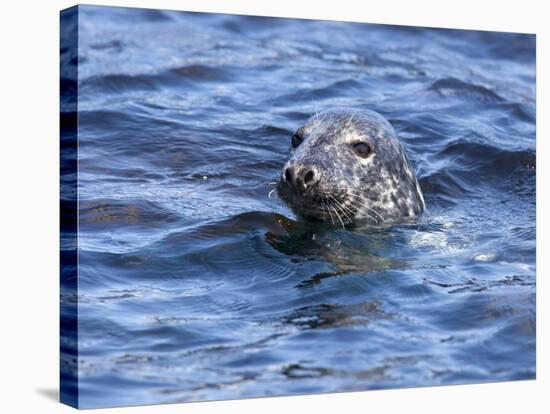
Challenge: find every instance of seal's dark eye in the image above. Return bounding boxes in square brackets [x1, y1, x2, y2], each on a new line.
[353, 142, 372, 158]
[291, 134, 303, 148]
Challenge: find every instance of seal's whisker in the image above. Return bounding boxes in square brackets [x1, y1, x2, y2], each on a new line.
[327, 197, 346, 229]
[268, 181, 278, 186]
[329, 205, 338, 226]
[345, 193, 380, 221]
[334, 208, 346, 230]
[328, 195, 351, 227]
[347, 198, 379, 224]
[346, 190, 385, 222]
[339, 196, 377, 224]
[332, 196, 356, 223]
[268, 189, 275, 199]
[323, 199, 336, 226]
[354, 207, 378, 224]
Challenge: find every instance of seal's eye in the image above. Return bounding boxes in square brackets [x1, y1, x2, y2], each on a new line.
[291, 134, 303, 148]
[353, 142, 372, 158]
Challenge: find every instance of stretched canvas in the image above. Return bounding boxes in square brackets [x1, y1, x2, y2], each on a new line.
[60, 4, 536, 409]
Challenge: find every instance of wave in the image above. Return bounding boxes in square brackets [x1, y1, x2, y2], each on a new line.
[79, 63, 237, 93]
[79, 198, 182, 230]
[419, 141, 535, 206]
[436, 141, 535, 172]
[428, 77, 503, 102]
[268, 78, 365, 105]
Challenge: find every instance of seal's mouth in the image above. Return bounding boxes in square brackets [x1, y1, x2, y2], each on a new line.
[276, 179, 356, 224]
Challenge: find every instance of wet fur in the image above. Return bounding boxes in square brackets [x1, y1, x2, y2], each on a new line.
[277, 108, 425, 225]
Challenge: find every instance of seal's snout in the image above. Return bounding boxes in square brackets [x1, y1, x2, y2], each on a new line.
[283, 164, 320, 193]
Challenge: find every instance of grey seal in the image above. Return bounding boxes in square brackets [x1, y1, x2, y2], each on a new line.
[276, 108, 425, 226]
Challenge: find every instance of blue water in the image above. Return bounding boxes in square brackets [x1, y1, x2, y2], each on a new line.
[61, 5, 536, 409]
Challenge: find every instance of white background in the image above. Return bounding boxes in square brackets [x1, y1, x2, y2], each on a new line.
[0, 0, 547, 412]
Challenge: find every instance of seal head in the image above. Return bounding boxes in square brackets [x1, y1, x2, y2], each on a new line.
[276, 108, 425, 225]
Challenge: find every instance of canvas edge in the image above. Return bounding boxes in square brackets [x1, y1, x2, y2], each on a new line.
[60, 4, 80, 409]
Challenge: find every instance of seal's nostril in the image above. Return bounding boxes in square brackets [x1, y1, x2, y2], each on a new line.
[285, 165, 319, 190]
[303, 170, 315, 185]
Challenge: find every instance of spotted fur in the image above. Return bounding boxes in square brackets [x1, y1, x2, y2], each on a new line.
[277, 108, 425, 225]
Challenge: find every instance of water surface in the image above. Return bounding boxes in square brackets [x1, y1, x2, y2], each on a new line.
[61, 5, 535, 408]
